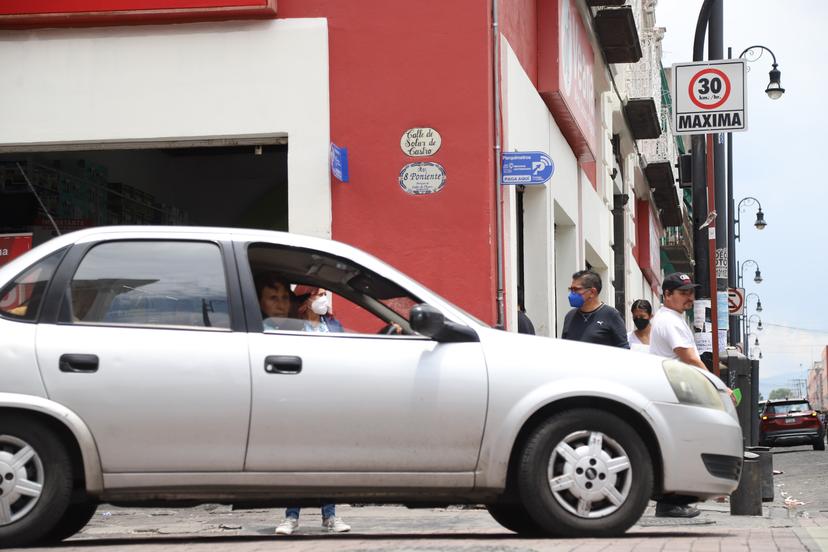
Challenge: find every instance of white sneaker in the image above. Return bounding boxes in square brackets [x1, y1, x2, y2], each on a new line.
[275, 517, 299, 535]
[322, 517, 351, 533]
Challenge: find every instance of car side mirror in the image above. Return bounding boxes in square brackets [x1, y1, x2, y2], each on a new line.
[410, 304, 445, 337]
[409, 304, 479, 343]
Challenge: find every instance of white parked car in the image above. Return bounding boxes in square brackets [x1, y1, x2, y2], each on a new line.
[0, 226, 741, 546]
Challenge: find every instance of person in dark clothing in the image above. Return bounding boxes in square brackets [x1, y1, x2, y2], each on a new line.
[561, 270, 628, 349]
[517, 289, 536, 335]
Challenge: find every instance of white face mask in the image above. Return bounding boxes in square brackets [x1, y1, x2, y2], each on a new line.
[311, 295, 329, 316]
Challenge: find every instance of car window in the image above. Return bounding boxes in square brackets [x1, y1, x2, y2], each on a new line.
[248, 243, 422, 336]
[0, 249, 65, 322]
[62, 241, 230, 330]
[767, 402, 811, 415]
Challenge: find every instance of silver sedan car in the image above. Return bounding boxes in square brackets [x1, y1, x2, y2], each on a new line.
[0, 226, 741, 546]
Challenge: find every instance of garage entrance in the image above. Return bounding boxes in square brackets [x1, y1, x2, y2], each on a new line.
[0, 141, 288, 246]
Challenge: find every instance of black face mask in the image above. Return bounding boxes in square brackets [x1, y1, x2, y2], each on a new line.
[633, 317, 650, 331]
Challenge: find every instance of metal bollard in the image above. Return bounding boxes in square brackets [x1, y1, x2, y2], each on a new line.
[731, 451, 762, 515]
[746, 446, 774, 502]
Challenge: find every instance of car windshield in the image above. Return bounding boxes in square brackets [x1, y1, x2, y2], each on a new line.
[767, 402, 811, 415]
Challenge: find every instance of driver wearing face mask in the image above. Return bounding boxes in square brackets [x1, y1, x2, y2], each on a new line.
[293, 285, 344, 333]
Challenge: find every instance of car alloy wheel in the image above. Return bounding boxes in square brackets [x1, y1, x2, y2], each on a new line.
[547, 430, 632, 519]
[0, 435, 44, 526]
[517, 408, 652, 538]
[0, 418, 73, 548]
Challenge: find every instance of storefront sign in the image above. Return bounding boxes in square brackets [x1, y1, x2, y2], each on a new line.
[0, 233, 32, 268]
[501, 152, 554, 185]
[0, 0, 277, 28]
[398, 162, 446, 195]
[400, 128, 441, 157]
[538, 0, 597, 161]
[330, 143, 349, 183]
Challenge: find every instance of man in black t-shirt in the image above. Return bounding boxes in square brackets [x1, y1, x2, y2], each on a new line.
[561, 270, 629, 349]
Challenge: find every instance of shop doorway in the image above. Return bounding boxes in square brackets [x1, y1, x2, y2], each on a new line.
[0, 141, 288, 246]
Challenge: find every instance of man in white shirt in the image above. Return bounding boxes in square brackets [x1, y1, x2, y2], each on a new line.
[649, 272, 706, 519]
[649, 272, 707, 370]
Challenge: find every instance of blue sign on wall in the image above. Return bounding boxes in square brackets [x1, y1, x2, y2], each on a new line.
[501, 151, 554, 185]
[331, 143, 349, 183]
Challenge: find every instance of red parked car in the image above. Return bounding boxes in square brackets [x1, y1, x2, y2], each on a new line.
[759, 399, 826, 450]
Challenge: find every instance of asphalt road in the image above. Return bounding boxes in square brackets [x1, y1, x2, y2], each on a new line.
[770, 443, 828, 515]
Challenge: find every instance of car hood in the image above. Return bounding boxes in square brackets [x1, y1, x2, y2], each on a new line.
[475, 327, 679, 405]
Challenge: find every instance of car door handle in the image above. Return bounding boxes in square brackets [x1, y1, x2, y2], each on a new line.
[264, 355, 302, 374]
[59, 354, 99, 373]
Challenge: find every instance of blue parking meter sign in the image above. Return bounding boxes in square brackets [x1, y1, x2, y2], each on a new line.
[330, 143, 349, 183]
[501, 151, 554, 185]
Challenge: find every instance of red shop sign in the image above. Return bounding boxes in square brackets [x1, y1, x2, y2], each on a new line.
[0, 233, 33, 269]
[538, 0, 597, 162]
[0, 0, 277, 28]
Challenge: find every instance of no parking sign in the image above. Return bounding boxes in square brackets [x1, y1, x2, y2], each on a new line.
[671, 59, 747, 135]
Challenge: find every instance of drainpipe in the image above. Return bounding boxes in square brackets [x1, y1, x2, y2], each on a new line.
[492, 0, 506, 329]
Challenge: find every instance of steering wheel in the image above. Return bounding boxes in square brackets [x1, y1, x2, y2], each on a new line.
[382, 323, 400, 335]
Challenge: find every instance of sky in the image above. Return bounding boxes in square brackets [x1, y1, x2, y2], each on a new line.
[654, 1, 828, 397]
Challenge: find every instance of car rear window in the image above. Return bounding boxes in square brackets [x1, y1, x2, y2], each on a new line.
[766, 402, 811, 415]
[62, 240, 230, 330]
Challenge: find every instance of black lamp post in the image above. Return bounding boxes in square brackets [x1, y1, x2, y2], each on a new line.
[746, 292, 762, 313]
[727, 44, 784, 348]
[735, 197, 768, 240]
[745, 314, 763, 359]
[736, 45, 786, 100]
[738, 259, 763, 287]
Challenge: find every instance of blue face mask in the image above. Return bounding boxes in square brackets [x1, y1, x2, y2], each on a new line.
[568, 291, 585, 308]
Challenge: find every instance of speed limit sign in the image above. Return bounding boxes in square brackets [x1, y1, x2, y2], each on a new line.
[671, 59, 746, 135]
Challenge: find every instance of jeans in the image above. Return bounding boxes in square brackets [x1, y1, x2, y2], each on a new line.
[286, 504, 335, 520]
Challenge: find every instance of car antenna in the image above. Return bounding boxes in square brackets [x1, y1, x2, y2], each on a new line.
[16, 162, 61, 236]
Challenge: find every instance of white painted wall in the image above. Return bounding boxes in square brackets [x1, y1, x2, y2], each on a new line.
[0, 19, 331, 238]
[502, 39, 587, 336]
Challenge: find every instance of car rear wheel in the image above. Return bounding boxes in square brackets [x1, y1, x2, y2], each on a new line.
[0, 417, 74, 548]
[516, 408, 653, 538]
[814, 438, 825, 451]
[486, 502, 550, 536]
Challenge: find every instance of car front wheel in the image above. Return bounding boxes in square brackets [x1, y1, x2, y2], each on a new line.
[486, 502, 550, 536]
[516, 408, 653, 538]
[0, 417, 74, 548]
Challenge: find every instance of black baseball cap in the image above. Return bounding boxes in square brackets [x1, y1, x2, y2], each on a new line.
[662, 272, 700, 291]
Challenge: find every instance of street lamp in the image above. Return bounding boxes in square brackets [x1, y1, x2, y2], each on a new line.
[738, 46, 785, 100]
[744, 314, 763, 358]
[735, 197, 767, 241]
[746, 292, 762, 312]
[727, 44, 784, 349]
[738, 259, 762, 288]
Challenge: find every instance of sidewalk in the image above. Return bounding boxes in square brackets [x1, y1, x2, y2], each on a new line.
[12, 501, 825, 552]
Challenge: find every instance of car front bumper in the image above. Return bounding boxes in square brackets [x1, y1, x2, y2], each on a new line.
[647, 401, 742, 499]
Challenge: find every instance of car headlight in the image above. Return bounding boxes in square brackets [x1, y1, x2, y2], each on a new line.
[662, 360, 725, 411]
